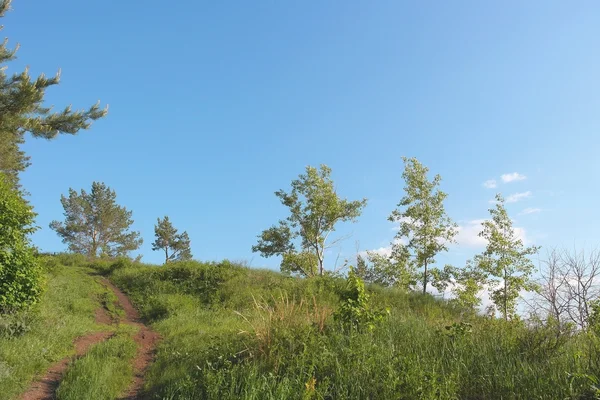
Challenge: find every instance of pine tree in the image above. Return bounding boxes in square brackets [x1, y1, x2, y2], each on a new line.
[0, 0, 107, 188]
[152, 216, 192, 264]
[389, 157, 457, 294]
[50, 182, 142, 258]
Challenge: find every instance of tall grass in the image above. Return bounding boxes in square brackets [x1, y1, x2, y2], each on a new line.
[0, 257, 119, 400]
[56, 333, 137, 400]
[97, 259, 600, 399]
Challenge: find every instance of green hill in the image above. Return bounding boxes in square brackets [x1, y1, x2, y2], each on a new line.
[2, 255, 600, 399]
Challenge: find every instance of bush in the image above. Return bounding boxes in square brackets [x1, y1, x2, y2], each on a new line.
[334, 268, 388, 332]
[0, 175, 43, 313]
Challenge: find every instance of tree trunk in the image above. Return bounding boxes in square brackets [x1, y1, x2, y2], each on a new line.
[503, 268, 508, 321]
[90, 229, 98, 259]
[164, 247, 169, 264]
[318, 256, 324, 276]
[423, 261, 428, 295]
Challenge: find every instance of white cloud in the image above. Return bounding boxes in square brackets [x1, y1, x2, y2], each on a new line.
[501, 172, 527, 183]
[513, 227, 529, 244]
[455, 219, 529, 247]
[362, 247, 392, 258]
[455, 220, 487, 247]
[506, 191, 532, 203]
[359, 238, 407, 259]
[519, 207, 541, 215]
[483, 179, 497, 189]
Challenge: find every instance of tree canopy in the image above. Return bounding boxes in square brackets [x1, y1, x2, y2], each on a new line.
[389, 157, 457, 294]
[152, 216, 192, 264]
[50, 182, 142, 258]
[253, 164, 367, 277]
[477, 194, 540, 320]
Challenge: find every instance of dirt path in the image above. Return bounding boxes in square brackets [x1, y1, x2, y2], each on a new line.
[20, 278, 160, 400]
[20, 329, 114, 400]
[99, 278, 160, 400]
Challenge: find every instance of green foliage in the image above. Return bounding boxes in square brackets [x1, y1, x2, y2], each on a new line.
[108, 260, 243, 319]
[334, 267, 388, 331]
[50, 182, 142, 258]
[152, 216, 193, 264]
[389, 157, 458, 294]
[0, 175, 42, 312]
[253, 165, 367, 276]
[432, 262, 487, 311]
[280, 252, 319, 277]
[588, 300, 600, 336]
[0, 1, 106, 188]
[0, 310, 36, 337]
[356, 252, 417, 290]
[477, 194, 540, 320]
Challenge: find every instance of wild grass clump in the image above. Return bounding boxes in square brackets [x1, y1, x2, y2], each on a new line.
[236, 293, 334, 359]
[56, 334, 137, 400]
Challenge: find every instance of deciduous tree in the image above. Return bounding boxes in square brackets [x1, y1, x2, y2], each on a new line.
[252, 165, 367, 277]
[477, 194, 539, 320]
[152, 216, 192, 264]
[389, 157, 457, 294]
[432, 262, 486, 311]
[531, 247, 600, 330]
[50, 182, 142, 258]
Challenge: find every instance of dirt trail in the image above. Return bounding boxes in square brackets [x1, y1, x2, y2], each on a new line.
[20, 329, 113, 400]
[20, 278, 160, 400]
[99, 278, 160, 400]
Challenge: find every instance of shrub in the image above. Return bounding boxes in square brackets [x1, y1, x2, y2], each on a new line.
[0, 176, 43, 313]
[334, 268, 388, 331]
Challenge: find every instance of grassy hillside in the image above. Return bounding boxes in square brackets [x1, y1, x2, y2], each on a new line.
[3, 255, 599, 399]
[0, 255, 123, 400]
[91, 258, 600, 400]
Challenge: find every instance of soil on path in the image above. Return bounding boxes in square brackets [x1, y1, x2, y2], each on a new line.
[99, 278, 160, 400]
[20, 277, 160, 400]
[20, 329, 113, 400]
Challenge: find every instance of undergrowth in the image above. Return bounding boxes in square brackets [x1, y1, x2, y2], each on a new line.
[91, 257, 600, 399]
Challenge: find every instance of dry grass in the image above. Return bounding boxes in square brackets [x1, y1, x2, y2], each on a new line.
[236, 293, 333, 357]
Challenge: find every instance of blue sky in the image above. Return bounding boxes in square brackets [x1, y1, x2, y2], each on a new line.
[8, 1, 600, 267]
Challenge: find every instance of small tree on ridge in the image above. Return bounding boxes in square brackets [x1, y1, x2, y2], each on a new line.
[252, 164, 367, 277]
[152, 216, 192, 264]
[389, 157, 457, 294]
[477, 194, 539, 320]
[50, 182, 142, 258]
